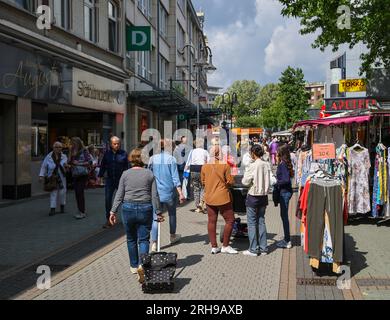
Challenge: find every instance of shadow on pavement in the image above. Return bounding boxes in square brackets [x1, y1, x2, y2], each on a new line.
[177, 254, 203, 268]
[173, 278, 191, 293]
[0, 225, 124, 300]
[344, 233, 368, 277]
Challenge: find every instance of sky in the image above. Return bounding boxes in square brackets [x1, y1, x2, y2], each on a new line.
[192, 0, 332, 90]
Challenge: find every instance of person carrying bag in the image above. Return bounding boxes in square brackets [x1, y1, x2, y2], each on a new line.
[39, 142, 68, 216]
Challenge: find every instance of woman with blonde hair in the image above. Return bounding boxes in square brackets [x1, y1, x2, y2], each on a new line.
[201, 145, 236, 254]
[69, 137, 92, 219]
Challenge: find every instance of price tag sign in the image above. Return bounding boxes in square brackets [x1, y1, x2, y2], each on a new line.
[312, 143, 336, 160]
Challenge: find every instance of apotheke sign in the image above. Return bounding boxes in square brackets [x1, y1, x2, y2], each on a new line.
[325, 98, 378, 112]
[72, 68, 126, 113]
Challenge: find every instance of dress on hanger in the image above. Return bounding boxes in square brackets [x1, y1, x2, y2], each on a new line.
[348, 147, 371, 215]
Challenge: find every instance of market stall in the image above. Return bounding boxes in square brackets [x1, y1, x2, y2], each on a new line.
[292, 110, 390, 275]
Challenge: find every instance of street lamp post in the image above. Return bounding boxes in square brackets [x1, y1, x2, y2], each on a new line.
[179, 44, 216, 129]
[221, 92, 238, 129]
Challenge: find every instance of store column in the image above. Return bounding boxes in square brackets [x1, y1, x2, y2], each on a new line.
[3, 98, 32, 199]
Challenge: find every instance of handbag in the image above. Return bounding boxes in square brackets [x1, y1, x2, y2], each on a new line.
[71, 165, 89, 178]
[44, 174, 58, 192]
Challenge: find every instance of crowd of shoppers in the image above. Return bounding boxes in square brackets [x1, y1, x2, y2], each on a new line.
[39, 133, 296, 282]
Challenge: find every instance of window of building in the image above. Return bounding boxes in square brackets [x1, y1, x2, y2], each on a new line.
[10, 0, 34, 11]
[138, 0, 151, 19]
[159, 4, 168, 38]
[108, 1, 119, 52]
[53, 0, 71, 30]
[177, 22, 185, 52]
[137, 50, 152, 81]
[177, 0, 185, 12]
[159, 55, 168, 89]
[31, 123, 48, 158]
[84, 0, 97, 42]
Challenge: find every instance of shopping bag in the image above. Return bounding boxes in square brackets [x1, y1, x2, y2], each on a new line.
[182, 177, 188, 199]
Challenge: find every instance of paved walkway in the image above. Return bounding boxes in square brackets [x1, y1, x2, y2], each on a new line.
[0, 188, 110, 279]
[32, 199, 285, 300]
[1, 189, 389, 300]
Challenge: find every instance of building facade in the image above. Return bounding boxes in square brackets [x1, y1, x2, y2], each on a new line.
[305, 82, 325, 107]
[0, 0, 212, 200]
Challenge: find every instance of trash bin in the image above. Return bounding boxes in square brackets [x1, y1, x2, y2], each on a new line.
[230, 175, 248, 213]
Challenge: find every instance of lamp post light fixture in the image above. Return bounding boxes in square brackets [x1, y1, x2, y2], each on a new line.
[221, 92, 238, 129]
[179, 44, 216, 129]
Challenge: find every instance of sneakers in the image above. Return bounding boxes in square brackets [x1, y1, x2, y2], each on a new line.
[73, 212, 85, 219]
[195, 208, 203, 213]
[277, 240, 292, 249]
[243, 250, 257, 257]
[211, 247, 221, 254]
[151, 242, 157, 252]
[221, 246, 238, 254]
[260, 251, 268, 256]
[130, 267, 138, 274]
[170, 234, 181, 245]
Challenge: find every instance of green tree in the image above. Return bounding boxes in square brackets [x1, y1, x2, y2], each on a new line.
[214, 80, 262, 117]
[260, 95, 288, 130]
[255, 83, 280, 111]
[234, 116, 263, 128]
[278, 0, 390, 78]
[279, 66, 310, 127]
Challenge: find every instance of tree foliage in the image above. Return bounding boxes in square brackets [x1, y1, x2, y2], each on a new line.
[278, 0, 390, 78]
[212, 68, 309, 130]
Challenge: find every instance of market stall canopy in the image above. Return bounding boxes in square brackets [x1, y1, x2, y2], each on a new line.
[272, 130, 292, 137]
[293, 115, 371, 131]
[231, 128, 263, 135]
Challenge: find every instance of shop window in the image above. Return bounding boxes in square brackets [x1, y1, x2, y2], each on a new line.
[84, 0, 98, 42]
[31, 123, 48, 158]
[108, 1, 119, 52]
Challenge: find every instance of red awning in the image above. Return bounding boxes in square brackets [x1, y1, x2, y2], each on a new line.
[293, 115, 371, 129]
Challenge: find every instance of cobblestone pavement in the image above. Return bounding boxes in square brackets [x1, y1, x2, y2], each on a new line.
[33, 199, 285, 300]
[0, 188, 110, 278]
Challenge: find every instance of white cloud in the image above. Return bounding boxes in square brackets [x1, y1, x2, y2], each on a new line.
[204, 0, 329, 89]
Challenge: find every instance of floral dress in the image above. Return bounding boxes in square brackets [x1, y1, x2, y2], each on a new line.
[348, 148, 371, 215]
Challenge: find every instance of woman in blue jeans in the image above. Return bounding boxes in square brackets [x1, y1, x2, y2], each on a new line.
[276, 145, 294, 249]
[109, 148, 163, 282]
[242, 145, 272, 256]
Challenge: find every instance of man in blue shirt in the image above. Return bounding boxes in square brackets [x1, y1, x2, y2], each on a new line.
[98, 136, 129, 228]
[149, 139, 185, 251]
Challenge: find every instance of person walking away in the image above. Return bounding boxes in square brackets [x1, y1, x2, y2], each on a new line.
[98, 136, 129, 228]
[241, 145, 271, 256]
[39, 142, 69, 216]
[174, 136, 190, 185]
[262, 140, 271, 163]
[269, 138, 279, 166]
[109, 148, 163, 282]
[201, 145, 237, 254]
[69, 137, 92, 219]
[276, 145, 294, 249]
[185, 138, 209, 213]
[149, 139, 185, 252]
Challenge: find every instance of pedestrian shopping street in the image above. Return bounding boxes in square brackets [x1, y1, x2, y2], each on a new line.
[0, 189, 389, 300]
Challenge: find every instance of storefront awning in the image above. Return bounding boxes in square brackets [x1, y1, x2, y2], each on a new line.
[128, 90, 197, 115]
[272, 130, 292, 137]
[293, 115, 371, 130]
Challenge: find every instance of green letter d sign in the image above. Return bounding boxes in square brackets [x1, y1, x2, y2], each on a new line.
[127, 26, 151, 51]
